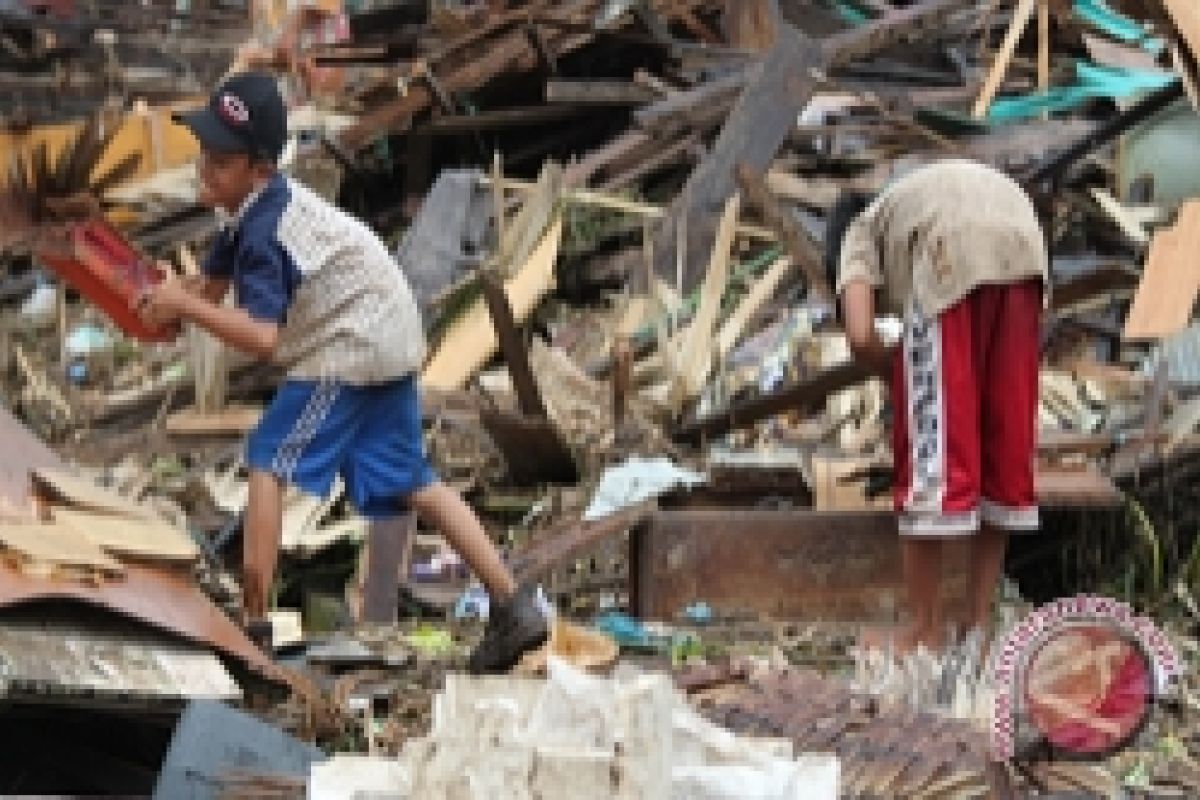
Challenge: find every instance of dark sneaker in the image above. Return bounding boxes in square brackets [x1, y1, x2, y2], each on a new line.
[246, 618, 274, 654]
[467, 584, 548, 674]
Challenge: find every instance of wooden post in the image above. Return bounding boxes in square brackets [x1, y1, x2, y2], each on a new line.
[612, 337, 632, 429]
[1038, 0, 1051, 120]
[491, 151, 506, 252]
[724, 0, 780, 52]
[179, 245, 227, 414]
[973, 0, 1038, 119]
[360, 515, 414, 624]
[480, 271, 547, 418]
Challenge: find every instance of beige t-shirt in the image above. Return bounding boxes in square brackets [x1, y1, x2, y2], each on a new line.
[835, 159, 1048, 317]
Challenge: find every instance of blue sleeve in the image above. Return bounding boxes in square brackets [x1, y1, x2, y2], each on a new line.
[202, 230, 236, 279]
[234, 242, 295, 324]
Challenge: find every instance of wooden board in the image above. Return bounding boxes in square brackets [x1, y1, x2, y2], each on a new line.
[669, 194, 739, 410]
[972, 0, 1037, 119]
[650, 27, 821, 293]
[0, 520, 123, 572]
[811, 456, 892, 511]
[1090, 188, 1151, 245]
[422, 217, 563, 392]
[53, 506, 199, 563]
[1164, 0, 1200, 66]
[1123, 201, 1200, 340]
[32, 468, 157, 521]
[165, 405, 263, 436]
[717, 256, 792, 357]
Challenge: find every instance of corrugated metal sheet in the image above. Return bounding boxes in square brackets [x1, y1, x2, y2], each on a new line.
[0, 621, 239, 701]
[0, 404, 63, 515]
[0, 403, 286, 686]
[0, 561, 284, 683]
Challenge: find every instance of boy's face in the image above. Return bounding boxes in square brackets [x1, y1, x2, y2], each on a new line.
[196, 149, 269, 212]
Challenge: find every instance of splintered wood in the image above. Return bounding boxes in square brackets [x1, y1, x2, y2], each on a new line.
[1124, 201, 1200, 340]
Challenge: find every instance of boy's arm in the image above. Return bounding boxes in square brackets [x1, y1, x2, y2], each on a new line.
[841, 279, 894, 378]
[179, 274, 231, 305]
[138, 280, 279, 359]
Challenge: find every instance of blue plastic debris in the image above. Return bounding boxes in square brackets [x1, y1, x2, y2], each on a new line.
[595, 611, 653, 648]
[683, 601, 714, 625]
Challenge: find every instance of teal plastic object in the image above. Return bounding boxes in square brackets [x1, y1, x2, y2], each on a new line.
[834, 0, 873, 26]
[986, 62, 1176, 122]
[1074, 0, 1161, 52]
[595, 611, 655, 649]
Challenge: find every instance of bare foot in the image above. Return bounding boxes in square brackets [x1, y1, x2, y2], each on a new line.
[858, 623, 925, 657]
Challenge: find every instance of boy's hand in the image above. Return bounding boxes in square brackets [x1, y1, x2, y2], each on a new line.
[136, 279, 193, 328]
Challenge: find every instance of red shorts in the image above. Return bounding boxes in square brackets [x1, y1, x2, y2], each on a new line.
[892, 280, 1042, 536]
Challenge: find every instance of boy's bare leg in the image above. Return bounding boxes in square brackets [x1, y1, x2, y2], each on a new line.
[243, 470, 286, 621]
[409, 482, 517, 601]
[968, 523, 1008, 635]
[901, 537, 945, 651]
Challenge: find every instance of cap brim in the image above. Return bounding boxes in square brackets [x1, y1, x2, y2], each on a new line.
[172, 107, 249, 154]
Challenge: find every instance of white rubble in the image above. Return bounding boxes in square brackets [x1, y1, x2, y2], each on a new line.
[310, 657, 838, 799]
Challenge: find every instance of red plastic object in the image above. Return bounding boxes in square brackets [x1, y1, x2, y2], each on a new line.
[37, 218, 177, 342]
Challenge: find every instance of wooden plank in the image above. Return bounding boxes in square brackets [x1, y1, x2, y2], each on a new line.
[513, 500, 655, 584]
[165, 405, 262, 436]
[338, 28, 530, 151]
[1083, 33, 1162, 72]
[53, 505, 200, 563]
[1089, 188, 1152, 245]
[479, 271, 546, 417]
[632, 70, 748, 133]
[973, 0, 1037, 119]
[31, 468, 157, 521]
[823, 0, 967, 68]
[1164, 0, 1200, 66]
[716, 256, 792, 357]
[479, 411, 579, 486]
[650, 27, 822, 293]
[497, 161, 562, 279]
[1038, 0, 1050, 98]
[736, 163, 827, 298]
[0, 520, 123, 573]
[359, 515, 413, 625]
[724, 0, 779, 51]
[480, 176, 778, 241]
[672, 360, 878, 444]
[669, 194, 739, 410]
[422, 217, 564, 391]
[1123, 200, 1200, 340]
[545, 79, 656, 105]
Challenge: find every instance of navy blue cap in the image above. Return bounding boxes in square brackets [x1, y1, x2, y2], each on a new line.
[173, 72, 287, 163]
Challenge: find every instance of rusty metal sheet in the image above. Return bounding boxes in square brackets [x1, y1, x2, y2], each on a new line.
[0, 403, 63, 515]
[630, 509, 970, 623]
[0, 561, 283, 684]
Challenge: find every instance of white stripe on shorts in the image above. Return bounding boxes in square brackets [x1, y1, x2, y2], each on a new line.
[271, 380, 340, 482]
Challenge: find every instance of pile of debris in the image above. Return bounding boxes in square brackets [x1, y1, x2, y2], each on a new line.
[0, 0, 1199, 795]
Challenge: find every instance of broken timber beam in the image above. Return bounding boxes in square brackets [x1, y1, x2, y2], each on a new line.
[650, 26, 822, 294]
[672, 360, 878, 444]
[735, 162, 827, 299]
[479, 271, 546, 417]
[545, 79, 656, 105]
[513, 500, 656, 584]
[650, 2, 967, 295]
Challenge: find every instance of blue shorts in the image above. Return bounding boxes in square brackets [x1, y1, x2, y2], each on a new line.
[247, 375, 438, 518]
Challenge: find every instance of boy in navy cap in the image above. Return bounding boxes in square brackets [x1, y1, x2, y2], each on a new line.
[139, 73, 547, 673]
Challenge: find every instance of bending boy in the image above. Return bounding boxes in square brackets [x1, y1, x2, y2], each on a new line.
[825, 159, 1047, 651]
